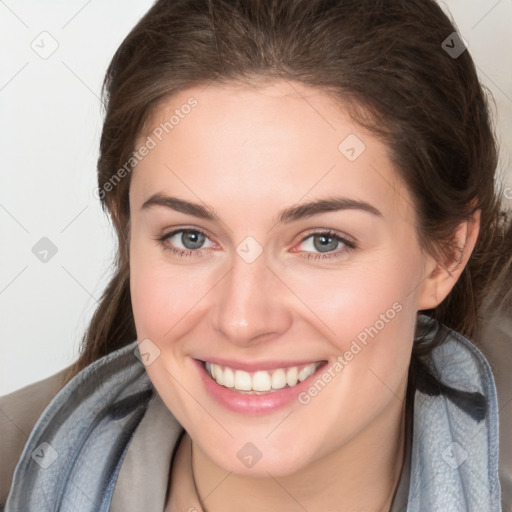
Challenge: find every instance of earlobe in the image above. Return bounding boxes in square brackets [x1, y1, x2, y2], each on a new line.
[417, 209, 481, 310]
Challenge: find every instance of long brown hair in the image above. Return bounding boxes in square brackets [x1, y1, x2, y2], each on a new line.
[63, 0, 512, 408]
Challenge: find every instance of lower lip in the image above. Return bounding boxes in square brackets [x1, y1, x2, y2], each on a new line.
[193, 359, 328, 415]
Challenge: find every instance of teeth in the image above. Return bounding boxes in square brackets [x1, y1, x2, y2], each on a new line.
[298, 364, 316, 382]
[234, 370, 252, 391]
[286, 366, 298, 387]
[205, 361, 320, 392]
[252, 371, 271, 391]
[214, 364, 224, 386]
[271, 369, 287, 390]
[223, 367, 235, 388]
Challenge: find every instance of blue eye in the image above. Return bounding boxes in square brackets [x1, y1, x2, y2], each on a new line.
[157, 228, 214, 257]
[296, 230, 356, 260]
[156, 228, 356, 260]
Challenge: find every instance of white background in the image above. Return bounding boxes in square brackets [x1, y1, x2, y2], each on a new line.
[1, 0, 511, 395]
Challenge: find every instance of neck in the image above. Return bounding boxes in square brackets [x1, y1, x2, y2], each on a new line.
[192, 398, 407, 512]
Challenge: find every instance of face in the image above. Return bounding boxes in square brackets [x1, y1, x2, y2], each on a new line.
[128, 79, 433, 477]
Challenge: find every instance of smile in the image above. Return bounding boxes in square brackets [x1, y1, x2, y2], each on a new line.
[204, 361, 323, 393]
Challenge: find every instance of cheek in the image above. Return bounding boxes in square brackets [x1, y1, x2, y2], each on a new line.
[286, 249, 422, 351]
[129, 240, 215, 342]
[284, 248, 421, 410]
[129, 233, 172, 338]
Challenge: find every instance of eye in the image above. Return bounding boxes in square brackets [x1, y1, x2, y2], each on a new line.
[156, 228, 215, 257]
[155, 227, 356, 260]
[294, 230, 356, 260]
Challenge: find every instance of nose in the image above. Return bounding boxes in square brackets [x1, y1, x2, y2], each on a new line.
[210, 249, 293, 347]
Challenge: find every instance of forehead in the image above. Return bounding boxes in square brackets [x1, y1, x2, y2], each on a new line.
[130, 80, 411, 222]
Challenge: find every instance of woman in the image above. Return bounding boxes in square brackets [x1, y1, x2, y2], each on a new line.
[2, 0, 511, 510]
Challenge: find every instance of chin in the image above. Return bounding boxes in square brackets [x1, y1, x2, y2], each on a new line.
[199, 437, 315, 478]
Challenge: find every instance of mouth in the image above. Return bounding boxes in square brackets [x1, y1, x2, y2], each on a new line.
[194, 357, 330, 415]
[201, 360, 326, 394]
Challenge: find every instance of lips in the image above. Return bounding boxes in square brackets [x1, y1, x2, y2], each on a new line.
[193, 357, 329, 414]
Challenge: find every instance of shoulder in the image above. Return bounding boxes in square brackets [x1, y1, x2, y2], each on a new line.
[475, 300, 512, 511]
[0, 369, 70, 506]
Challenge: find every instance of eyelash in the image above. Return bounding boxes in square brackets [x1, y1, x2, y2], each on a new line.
[155, 228, 356, 261]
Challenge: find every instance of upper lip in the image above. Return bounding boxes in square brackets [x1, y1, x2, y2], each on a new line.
[197, 357, 327, 372]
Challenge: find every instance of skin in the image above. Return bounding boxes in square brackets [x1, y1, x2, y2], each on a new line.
[127, 79, 480, 511]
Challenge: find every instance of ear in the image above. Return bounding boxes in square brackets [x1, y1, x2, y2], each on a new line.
[417, 208, 481, 310]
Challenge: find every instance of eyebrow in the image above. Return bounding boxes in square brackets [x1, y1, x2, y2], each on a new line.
[141, 193, 383, 223]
